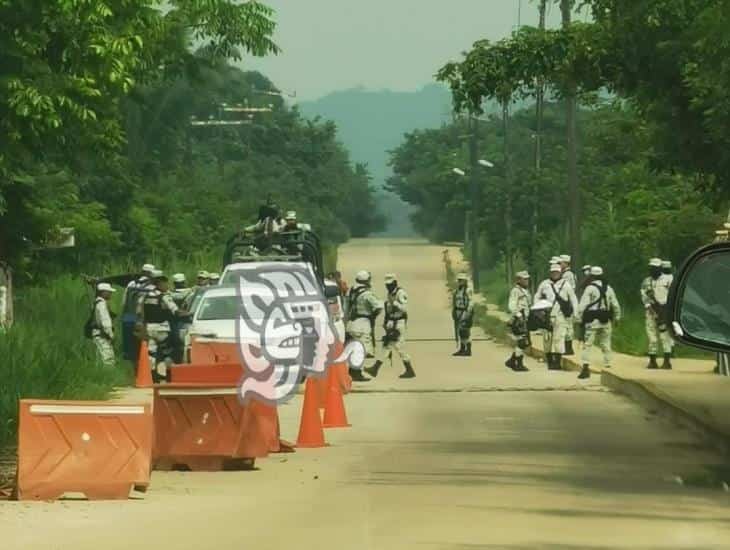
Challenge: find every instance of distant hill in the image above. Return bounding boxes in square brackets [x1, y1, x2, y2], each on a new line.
[299, 84, 454, 237]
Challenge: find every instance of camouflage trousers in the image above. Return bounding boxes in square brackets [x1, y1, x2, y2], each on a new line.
[646, 312, 674, 355]
[581, 321, 612, 367]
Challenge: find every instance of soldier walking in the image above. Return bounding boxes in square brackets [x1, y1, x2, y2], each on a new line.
[534, 264, 579, 370]
[641, 258, 674, 369]
[577, 266, 622, 380]
[452, 273, 474, 357]
[345, 270, 383, 381]
[505, 271, 532, 372]
[365, 274, 415, 379]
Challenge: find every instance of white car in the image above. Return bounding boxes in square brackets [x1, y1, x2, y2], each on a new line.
[184, 264, 346, 390]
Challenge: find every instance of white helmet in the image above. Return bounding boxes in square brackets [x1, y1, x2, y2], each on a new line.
[355, 270, 371, 283]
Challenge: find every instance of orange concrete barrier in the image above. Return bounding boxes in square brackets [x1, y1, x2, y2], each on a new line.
[190, 340, 239, 365]
[136, 340, 153, 388]
[152, 384, 269, 471]
[170, 362, 243, 384]
[16, 400, 153, 500]
[323, 367, 350, 429]
[296, 378, 327, 448]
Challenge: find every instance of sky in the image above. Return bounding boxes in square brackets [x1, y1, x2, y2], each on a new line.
[243, 1, 572, 102]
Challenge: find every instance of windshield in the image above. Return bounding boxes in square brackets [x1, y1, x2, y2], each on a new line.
[196, 296, 242, 321]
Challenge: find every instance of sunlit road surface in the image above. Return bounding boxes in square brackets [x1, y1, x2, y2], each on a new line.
[3, 238, 730, 550]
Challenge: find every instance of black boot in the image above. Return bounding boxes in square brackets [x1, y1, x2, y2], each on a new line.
[578, 364, 591, 379]
[364, 360, 383, 378]
[564, 340, 575, 356]
[549, 354, 563, 371]
[515, 355, 529, 372]
[464, 343, 472, 357]
[349, 368, 371, 382]
[399, 361, 416, 379]
[452, 344, 465, 357]
[661, 353, 673, 370]
[647, 354, 659, 369]
[505, 353, 517, 370]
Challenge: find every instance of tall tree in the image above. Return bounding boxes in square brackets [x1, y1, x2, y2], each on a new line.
[561, 0, 582, 270]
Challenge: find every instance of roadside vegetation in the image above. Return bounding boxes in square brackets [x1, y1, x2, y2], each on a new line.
[0, 2, 371, 449]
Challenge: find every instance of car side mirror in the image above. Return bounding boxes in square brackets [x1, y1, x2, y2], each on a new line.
[668, 242, 730, 352]
[323, 281, 340, 299]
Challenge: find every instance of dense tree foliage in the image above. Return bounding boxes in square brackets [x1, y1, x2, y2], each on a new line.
[387, 99, 720, 303]
[0, 1, 382, 279]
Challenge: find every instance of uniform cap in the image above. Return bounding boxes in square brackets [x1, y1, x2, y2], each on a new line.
[151, 269, 167, 280]
[197, 270, 209, 279]
[209, 272, 220, 279]
[97, 283, 116, 293]
[142, 263, 155, 273]
[582, 265, 591, 271]
[590, 266, 603, 276]
[648, 258, 662, 267]
[549, 256, 560, 264]
[550, 264, 562, 273]
[172, 273, 186, 283]
[661, 260, 672, 269]
[457, 273, 468, 281]
[516, 271, 530, 279]
[559, 254, 571, 263]
[355, 270, 371, 283]
[285, 211, 297, 220]
[384, 273, 397, 283]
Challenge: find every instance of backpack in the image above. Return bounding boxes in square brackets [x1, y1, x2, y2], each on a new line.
[83, 302, 97, 339]
[582, 283, 613, 324]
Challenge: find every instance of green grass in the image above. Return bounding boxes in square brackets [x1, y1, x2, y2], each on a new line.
[0, 276, 133, 448]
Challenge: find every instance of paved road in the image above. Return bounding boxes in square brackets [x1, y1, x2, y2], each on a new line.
[3, 239, 730, 549]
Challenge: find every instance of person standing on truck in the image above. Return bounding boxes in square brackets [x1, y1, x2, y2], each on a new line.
[452, 273, 474, 357]
[92, 283, 117, 368]
[577, 266, 622, 380]
[534, 264, 579, 371]
[345, 270, 383, 382]
[505, 271, 532, 372]
[365, 274, 416, 379]
[641, 258, 675, 369]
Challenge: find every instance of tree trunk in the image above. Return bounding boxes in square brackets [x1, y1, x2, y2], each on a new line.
[503, 101, 514, 286]
[530, 0, 547, 290]
[469, 115, 481, 292]
[561, 0, 582, 271]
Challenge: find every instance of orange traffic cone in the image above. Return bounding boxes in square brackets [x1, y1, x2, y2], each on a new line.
[135, 340, 153, 388]
[315, 376, 328, 409]
[323, 366, 350, 428]
[296, 377, 327, 448]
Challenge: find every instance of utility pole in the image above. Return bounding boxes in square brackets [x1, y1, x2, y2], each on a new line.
[502, 100, 514, 286]
[531, 0, 547, 289]
[468, 115, 481, 292]
[561, 0, 582, 271]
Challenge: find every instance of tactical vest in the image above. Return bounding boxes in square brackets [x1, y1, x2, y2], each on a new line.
[348, 286, 372, 322]
[453, 288, 470, 310]
[171, 288, 190, 308]
[385, 288, 408, 321]
[124, 277, 150, 315]
[143, 290, 171, 324]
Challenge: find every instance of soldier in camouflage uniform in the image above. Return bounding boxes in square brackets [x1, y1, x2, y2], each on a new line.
[452, 273, 474, 357]
[641, 258, 674, 369]
[559, 254, 577, 355]
[365, 273, 415, 379]
[505, 271, 532, 372]
[346, 270, 383, 381]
